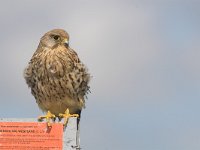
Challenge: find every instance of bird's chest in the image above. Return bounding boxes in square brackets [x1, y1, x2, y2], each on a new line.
[35, 50, 73, 78]
[31, 56, 83, 99]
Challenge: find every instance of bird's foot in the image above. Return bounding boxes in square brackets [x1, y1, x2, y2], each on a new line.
[59, 109, 79, 126]
[38, 111, 56, 127]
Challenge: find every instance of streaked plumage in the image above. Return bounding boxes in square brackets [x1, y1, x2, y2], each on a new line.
[24, 29, 90, 118]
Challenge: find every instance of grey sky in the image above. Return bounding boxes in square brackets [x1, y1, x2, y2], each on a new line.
[0, 0, 200, 149]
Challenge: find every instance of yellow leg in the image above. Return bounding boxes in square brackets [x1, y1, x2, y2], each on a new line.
[38, 111, 56, 127]
[59, 109, 79, 126]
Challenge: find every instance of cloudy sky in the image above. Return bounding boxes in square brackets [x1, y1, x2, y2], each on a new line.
[0, 0, 200, 149]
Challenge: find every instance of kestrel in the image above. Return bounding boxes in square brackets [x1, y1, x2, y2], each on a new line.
[24, 29, 90, 148]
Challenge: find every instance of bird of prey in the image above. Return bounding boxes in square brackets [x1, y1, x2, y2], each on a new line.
[24, 29, 90, 148]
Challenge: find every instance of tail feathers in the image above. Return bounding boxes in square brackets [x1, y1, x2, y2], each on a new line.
[76, 110, 81, 130]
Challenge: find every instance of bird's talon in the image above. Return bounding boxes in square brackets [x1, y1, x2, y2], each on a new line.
[59, 109, 79, 126]
[38, 117, 44, 122]
[38, 111, 56, 127]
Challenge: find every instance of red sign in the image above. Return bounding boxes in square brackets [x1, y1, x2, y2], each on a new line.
[0, 122, 63, 150]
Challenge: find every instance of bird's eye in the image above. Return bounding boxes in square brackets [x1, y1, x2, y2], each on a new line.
[53, 35, 60, 40]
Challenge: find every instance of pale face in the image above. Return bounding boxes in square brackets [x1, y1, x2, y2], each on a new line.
[40, 29, 69, 49]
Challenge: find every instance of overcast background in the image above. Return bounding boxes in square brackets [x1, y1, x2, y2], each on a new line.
[0, 0, 200, 150]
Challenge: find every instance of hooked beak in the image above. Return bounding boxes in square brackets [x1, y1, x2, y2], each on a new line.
[64, 39, 69, 48]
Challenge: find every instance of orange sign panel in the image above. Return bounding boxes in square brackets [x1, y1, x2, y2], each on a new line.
[0, 122, 63, 150]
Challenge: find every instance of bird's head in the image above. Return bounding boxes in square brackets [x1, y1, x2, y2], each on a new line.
[40, 29, 70, 49]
